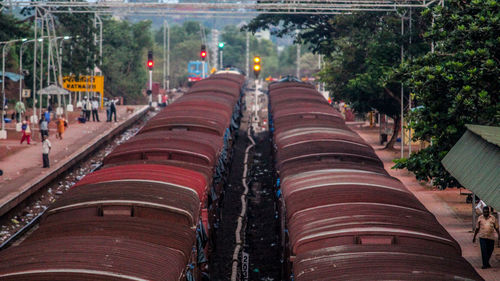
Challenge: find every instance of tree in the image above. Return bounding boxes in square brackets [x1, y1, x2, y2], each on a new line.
[101, 18, 153, 103]
[56, 8, 98, 76]
[392, 0, 500, 189]
[246, 12, 428, 148]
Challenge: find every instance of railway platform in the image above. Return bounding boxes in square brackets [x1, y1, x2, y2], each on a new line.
[0, 105, 149, 217]
[353, 125, 500, 281]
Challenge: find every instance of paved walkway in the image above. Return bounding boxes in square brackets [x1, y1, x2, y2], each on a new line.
[353, 125, 500, 281]
[0, 106, 147, 215]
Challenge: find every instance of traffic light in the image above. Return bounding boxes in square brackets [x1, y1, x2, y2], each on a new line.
[253, 56, 261, 78]
[200, 44, 207, 61]
[147, 51, 154, 70]
[218, 42, 224, 49]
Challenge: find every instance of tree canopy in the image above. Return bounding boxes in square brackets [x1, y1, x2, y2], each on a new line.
[392, 0, 500, 189]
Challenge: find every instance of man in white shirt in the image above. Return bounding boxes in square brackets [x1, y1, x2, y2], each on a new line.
[91, 98, 100, 122]
[42, 135, 52, 168]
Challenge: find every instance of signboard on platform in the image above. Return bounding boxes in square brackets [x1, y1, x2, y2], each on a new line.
[62, 75, 104, 94]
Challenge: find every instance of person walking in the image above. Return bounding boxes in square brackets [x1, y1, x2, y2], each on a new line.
[91, 98, 100, 122]
[20, 117, 31, 145]
[473, 206, 500, 269]
[56, 116, 67, 140]
[39, 115, 49, 139]
[110, 99, 117, 122]
[41, 135, 51, 168]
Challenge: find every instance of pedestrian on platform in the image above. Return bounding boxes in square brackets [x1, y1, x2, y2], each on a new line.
[91, 98, 100, 122]
[110, 99, 117, 122]
[41, 135, 51, 168]
[44, 109, 51, 123]
[473, 206, 500, 269]
[20, 116, 31, 145]
[39, 115, 49, 139]
[56, 116, 67, 140]
[15, 101, 25, 122]
[105, 98, 111, 122]
[84, 98, 92, 121]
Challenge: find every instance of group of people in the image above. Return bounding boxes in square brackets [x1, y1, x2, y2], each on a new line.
[79, 97, 117, 123]
[81, 97, 101, 122]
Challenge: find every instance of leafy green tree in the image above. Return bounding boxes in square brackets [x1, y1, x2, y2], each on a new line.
[392, 0, 500, 189]
[101, 18, 153, 103]
[247, 12, 430, 148]
[56, 8, 98, 76]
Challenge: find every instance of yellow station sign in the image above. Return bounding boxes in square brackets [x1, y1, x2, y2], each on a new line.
[63, 76, 104, 94]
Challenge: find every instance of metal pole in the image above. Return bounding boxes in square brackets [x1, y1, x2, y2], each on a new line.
[408, 8, 412, 156]
[2, 44, 7, 134]
[246, 32, 249, 77]
[296, 42, 301, 78]
[149, 70, 152, 106]
[220, 50, 223, 69]
[163, 19, 166, 90]
[202, 61, 205, 79]
[400, 15, 404, 159]
[167, 22, 170, 91]
[33, 8, 38, 122]
[39, 13, 45, 119]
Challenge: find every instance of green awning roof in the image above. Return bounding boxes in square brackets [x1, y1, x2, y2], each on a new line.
[442, 125, 500, 210]
[466, 124, 500, 147]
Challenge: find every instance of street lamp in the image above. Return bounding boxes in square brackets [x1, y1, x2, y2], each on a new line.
[163, 19, 170, 91]
[19, 38, 46, 102]
[1, 38, 27, 139]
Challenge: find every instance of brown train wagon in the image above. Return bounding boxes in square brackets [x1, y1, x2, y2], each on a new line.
[182, 90, 241, 105]
[282, 181, 427, 224]
[269, 81, 316, 91]
[293, 246, 484, 281]
[0, 236, 188, 281]
[274, 127, 364, 146]
[287, 201, 461, 257]
[207, 73, 246, 84]
[45, 180, 200, 228]
[274, 139, 382, 173]
[103, 159, 213, 187]
[189, 80, 241, 99]
[272, 107, 346, 131]
[27, 217, 196, 261]
[74, 164, 208, 204]
[165, 99, 234, 116]
[278, 162, 389, 180]
[175, 94, 238, 110]
[269, 87, 324, 101]
[139, 112, 230, 137]
[151, 103, 233, 123]
[269, 95, 329, 111]
[103, 136, 219, 168]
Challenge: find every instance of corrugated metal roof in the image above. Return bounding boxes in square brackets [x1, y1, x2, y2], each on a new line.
[442, 128, 500, 210]
[466, 124, 500, 147]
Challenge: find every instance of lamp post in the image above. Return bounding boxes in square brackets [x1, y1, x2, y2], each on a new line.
[163, 19, 170, 91]
[1, 38, 27, 139]
[19, 38, 45, 102]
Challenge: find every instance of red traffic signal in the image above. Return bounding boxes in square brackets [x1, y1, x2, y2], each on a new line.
[147, 51, 154, 70]
[200, 44, 207, 61]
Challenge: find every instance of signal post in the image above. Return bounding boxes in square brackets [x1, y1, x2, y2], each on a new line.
[147, 51, 154, 106]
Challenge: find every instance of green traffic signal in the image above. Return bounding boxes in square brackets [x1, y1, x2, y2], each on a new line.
[218, 42, 224, 49]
